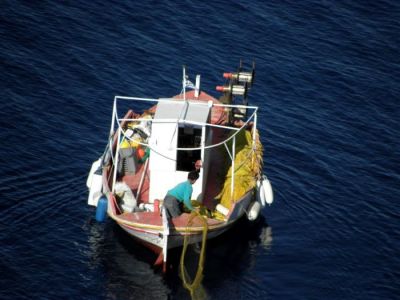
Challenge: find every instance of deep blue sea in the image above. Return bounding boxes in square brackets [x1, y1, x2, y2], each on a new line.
[1, 1, 399, 299]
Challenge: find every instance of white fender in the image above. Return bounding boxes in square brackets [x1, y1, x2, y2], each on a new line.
[86, 158, 101, 188]
[261, 175, 274, 206]
[87, 158, 103, 207]
[247, 201, 261, 221]
[114, 182, 137, 212]
[256, 179, 266, 207]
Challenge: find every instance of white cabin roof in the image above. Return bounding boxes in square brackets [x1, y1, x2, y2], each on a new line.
[154, 100, 210, 124]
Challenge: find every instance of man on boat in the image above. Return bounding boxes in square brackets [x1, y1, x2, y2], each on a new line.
[163, 171, 200, 219]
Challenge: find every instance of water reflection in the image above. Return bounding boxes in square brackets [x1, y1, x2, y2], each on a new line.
[84, 218, 170, 299]
[259, 225, 273, 250]
[85, 216, 273, 299]
[84, 218, 108, 269]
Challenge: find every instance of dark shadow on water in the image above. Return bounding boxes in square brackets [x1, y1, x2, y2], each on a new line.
[203, 216, 272, 285]
[85, 218, 170, 299]
[86, 216, 272, 299]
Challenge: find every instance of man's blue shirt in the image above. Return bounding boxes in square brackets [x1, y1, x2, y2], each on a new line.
[167, 180, 194, 211]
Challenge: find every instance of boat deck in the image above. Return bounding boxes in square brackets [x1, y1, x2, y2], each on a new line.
[118, 211, 223, 229]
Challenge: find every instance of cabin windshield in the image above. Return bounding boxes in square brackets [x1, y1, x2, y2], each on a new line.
[176, 126, 201, 171]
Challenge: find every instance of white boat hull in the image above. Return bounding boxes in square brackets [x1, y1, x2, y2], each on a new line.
[114, 190, 254, 250]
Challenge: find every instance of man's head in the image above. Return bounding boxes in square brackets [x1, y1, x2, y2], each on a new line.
[188, 170, 200, 184]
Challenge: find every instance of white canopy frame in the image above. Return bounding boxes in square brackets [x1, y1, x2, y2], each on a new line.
[109, 96, 259, 201]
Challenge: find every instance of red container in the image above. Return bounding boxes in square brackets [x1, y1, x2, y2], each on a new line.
[154, 200, 160, 214]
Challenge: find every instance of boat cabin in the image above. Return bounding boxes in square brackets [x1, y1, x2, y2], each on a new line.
[148, 100, 212, 203]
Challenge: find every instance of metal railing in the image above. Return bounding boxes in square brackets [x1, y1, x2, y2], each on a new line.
[109, 96, 260, 200]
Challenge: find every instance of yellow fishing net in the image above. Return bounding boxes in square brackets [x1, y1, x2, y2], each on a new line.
[215, 129, 263, 209]
[179, 130, 262, 298]
[180, 211, 208, 300]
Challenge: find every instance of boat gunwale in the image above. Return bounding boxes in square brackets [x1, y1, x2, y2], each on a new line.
[106, 188, 254, 234]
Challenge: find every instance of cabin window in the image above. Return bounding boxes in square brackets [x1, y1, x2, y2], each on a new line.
[176, 126, 202, 171]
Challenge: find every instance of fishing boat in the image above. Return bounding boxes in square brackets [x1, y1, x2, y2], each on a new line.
[86, 62, 273, 270]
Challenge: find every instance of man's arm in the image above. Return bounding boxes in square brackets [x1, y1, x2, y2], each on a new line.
[183, 185, 194, 211]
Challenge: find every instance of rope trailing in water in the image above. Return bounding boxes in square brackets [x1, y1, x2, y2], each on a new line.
[180, 210, 208, 298]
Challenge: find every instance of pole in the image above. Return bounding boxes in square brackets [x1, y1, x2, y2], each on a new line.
[162, 207, 170, 273]
[183, 65, 186, 101]
[112, 127, 121, 193]
[231, 135, 236, 203]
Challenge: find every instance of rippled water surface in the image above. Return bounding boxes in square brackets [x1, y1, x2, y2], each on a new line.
[1, 1, 399, 299]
